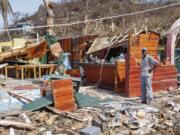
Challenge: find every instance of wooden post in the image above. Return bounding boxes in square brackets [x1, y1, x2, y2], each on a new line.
[39, 67, 42, 79]
[5, 67, 7, 79]
[34, 67, 37, 79]
[21, 67, 24, 80]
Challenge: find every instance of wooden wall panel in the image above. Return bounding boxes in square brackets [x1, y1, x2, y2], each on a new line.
[59, 38, 72, 53]
[52, 79, 76, 111]
[59, 35, 97, 63]
[83, 64, 116, 90]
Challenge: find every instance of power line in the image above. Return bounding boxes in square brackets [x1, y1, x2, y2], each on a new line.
[0, 2, 180, 32]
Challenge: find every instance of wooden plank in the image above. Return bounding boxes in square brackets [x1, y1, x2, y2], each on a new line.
[52, 79, 76, 111]
[8, 91, 32, 102]
[0, 120, 35, 130]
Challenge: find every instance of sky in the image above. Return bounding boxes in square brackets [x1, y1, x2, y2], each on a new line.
[0, 0, 59, 28]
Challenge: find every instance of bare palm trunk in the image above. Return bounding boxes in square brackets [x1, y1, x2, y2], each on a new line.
[43, 0, 54, 35]
[84, 0, 89, 35]
[63, 11, 69, 36]
[0, 0, 13, 41]
[84, 15, 88, 35]
[4, 19, 12, 41]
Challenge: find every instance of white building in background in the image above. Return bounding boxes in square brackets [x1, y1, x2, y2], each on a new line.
[17, 21, 34, 32]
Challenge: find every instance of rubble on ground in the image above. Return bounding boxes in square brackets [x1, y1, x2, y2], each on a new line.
[0, 85, 180, 135]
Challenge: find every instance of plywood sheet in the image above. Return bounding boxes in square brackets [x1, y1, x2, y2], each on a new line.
[52, 79, 76, 111]
[22, 95, 53, 111]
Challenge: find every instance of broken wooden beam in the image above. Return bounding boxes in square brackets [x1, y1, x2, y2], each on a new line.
[0, 110, 32, 118]
[54, 127, 79, 135]
[46, 106, 85, 122]
[8, 91, 32, 102]
[0, 120, 35, 130]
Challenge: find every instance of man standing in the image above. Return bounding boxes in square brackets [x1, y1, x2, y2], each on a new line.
[140, 48, 158, 104]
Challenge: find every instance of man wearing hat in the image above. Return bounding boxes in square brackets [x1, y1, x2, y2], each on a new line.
[141, 48, 158, 104]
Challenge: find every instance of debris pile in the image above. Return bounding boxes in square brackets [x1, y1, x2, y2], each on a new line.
[0, 87, 180, 135]
[0, 1, 179, 135]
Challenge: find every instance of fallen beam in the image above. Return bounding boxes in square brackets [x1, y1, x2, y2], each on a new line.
[54, 127, 79, 135]
[46, 106, 85, 122]
[0, 120, 35, 130]
[8, 91, 32, 102]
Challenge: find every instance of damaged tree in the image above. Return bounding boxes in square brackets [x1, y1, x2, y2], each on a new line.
[0, 0, 13, 40]
[43, 0, 54, 35]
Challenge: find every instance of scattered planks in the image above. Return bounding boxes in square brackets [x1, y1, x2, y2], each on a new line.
[54, 127, 79, 135]
[0, 120, 35, 130]
[46, 106, 85, 122]
[0, 111, 25, 118]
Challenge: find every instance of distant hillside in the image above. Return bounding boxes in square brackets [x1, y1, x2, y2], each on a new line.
[0, 0, 180, 41]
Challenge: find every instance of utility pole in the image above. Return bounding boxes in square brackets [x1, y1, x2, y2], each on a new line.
[43, 0, 54, 35]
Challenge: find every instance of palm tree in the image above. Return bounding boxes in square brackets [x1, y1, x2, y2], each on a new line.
[0, 0, 13, 40]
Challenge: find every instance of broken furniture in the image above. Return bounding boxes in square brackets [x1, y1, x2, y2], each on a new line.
[40, 80, 51, 97]
[0, 63, 8, 75]
[23, 79, 76, 112]
[4, 65, 15, 79]
[16, 65, 37, 80]
[4, 64, 55, 80]
[38, 64, 55, 79]
[16, 65, 24, 80]
[25, 65, 37, 79]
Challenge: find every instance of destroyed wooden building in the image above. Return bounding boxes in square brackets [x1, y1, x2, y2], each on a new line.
[58, 35, 97, 67]
[0, 40, 47, 63]
[81, 31, 178, 97]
